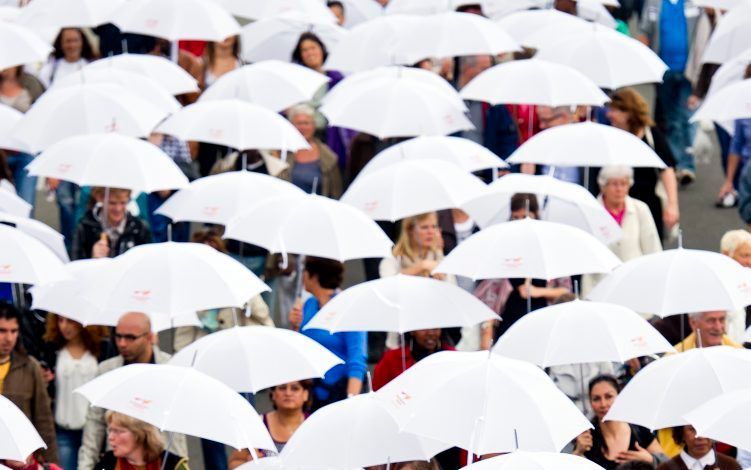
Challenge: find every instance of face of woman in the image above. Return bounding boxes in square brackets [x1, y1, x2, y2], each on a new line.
[291, 113, 316, 141]
[605, 107, 629, 132]
[108, 422, 138, 459]
[410, 214, 439, 250]
[299, 39, 324, 70]
[602, 177, 630, 206]
[412, 329, 441, 351]
[732, 242, 751, 268]
[60, 29, 83, 62]
[58, 316, 83, 342]
[590, 381, 618, 420]
[271, 382, 308, 412]
[510, 208, 537, 221]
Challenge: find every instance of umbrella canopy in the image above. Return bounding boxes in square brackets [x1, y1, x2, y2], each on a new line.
[0, 212, 68, 262]
[26, 133, 189, 194]
[533, 23, 667, 89]
[112, 0, 240, 42]
[604, 347, 751, 430]
[0, 224, 68, 285]
[342, 159, 487, 222]
[338, 0, 383, 28]
[224, 194, 394, 262]
[85, 54, 200, 96]
[0, 21, 53, 70]
[434, 218, 622, 281]
[359, 136, 508, 176]
[376, 351, 592, 454]
[683, 387, 751, 452]
[462, 173, 623, 245]
[156, 171, 304, 226]
[493, 299, 675, 367]
[496, 9, 589, 48]
[0, 96, 28, 153]
[0, 395, 46, 462]
[0, 186, 32, 218]
[168, 326, 343, 393]
[156, 99, 310, 152]
[506, 122, 667, 168]
[75, 364, 276, 450]
[691, 79, 751, 124]
[587, 248, 751, 317]
[458, 450, 610, 470]
[701, 2, 751, 64]
[460, 59, 611, 107]
[14, 0, 122, 29]
[240, 12, 346, 63]
[303, 274, 499, 334]
[12, 83, 167, 153]
[199, 61, 330, 112]
[389, 12, 519, 65]
[280, 393, 451, 468]
[212, 0, 337, 22]
[706, 46, 751, 97]
[83, 242, 269, 323]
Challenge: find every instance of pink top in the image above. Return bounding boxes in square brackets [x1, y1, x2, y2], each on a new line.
[607, 207, 626, 226]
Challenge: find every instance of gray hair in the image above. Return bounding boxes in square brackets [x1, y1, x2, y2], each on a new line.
[720, 229, 751, 258]
[287, 103, 315, 121]
[597, 165, 634, 189]
[688, 311, 726, 321]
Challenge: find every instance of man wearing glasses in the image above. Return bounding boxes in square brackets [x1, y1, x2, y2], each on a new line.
[77, 312, 187, 470]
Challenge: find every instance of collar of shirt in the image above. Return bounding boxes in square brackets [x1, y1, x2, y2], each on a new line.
[680, 449, 716, 470]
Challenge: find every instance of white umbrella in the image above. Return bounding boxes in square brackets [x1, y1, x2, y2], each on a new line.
[304, 274, 499, 334]
[533, 24, 668, 89]
[506, 122, 667, 168]
[604, 346, 751, 430]
[0, 186, 31, 218]
[169, 326, 342, 393]
[156, 171, 304, 226]
[0, 102, 28, 153]
[460, 59, 611, 107]
[341, 159, 487, 222]
[85, 54, 200, 96]
[52, 69, 182, 115]
[320, 72, 472, 138]
[462, 173, 623, 245]
[384, 0, 451, 14]
[706, 46, 751, 97]
[26, 134, 189, 194]
[496, 9, 590, 48]
[83, 242, 269, 324]
[0, 213, 68, 262]
[281, 393, 450, 468]
[29, 259, 201, 331]
[156, 99, 309, 152]
[75, 363, 276, 451]
[12, 83, 167, 153]
[691, 79, 751, 124]
[376, 351, 592, 454]
[458, 450, 609, 470]
[112, 0, 240, 42]
[0, 21, 53, 70]
[224, 194, 394, 262]
[199, 61, 331, 112]
[14, 0, 122, 29]
[359, 136, 508, 176]
[701, 2, 751, 64]
[339, 0, 383, 28]
[324, 15, 421, 73]
[683, 388, 751, 452]
[0, 224, 68, 286]
[390, 12, 519, 65]
[0, 395, 46, 461]
[493, 299, 675, 366]
[693, 0, 746, 9]
[212, 0, 337, 23]
[434, 218, 622, 281]
[240, 12, 346, 63]
[587, 248, 751, 317]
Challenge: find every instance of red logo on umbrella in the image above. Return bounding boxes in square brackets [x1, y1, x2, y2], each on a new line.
[202, 206, 220, 216]
[502, 257, 523, 268]
[132, 290, 152, 301]
[57, 163, 73, 174]
[363, 201, 379, 214]
[209, 128, 223, 139]
[145, 19, 159, 29]
[0, 264, 11, 274]
[130, 396, 153, 410]
[391, 390, 412, 408]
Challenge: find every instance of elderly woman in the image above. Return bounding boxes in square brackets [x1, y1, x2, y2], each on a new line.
[720, 230, 751, 343]
[606, 88, 679, 240]
[573, 375, 666, 470]
[96, 411, 189, 470]
[281, 104, 342, 198]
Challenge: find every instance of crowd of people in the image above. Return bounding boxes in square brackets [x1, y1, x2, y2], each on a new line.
[1, 0, 751, 470]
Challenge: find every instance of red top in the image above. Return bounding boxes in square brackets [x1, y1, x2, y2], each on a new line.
[372, 344, 455, 391]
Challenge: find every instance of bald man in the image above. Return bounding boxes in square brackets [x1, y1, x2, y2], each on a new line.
[77, 312, 187, 470]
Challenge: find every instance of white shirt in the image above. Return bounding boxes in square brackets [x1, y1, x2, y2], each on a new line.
[38, 58, 88, 88]
[680, 449, 716, 470]
[54, 348, 98, 430]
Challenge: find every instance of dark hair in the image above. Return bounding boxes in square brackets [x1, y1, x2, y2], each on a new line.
[205, 35, 241, 69]
[304, 256, 344, 289]
[608, 88, 655, 134]
[192, 229, 228, 254]
[615, 462, 655, 470]
[744, 64, 751, 80]
[291, 32, 328, 67]
[42, 314, 109, 358]
[510, 193, 539, 218]
[269, 379, 314, 412]
[589, 374, 621, 395]
[327, 0, 344, 10]
[52, 28, 98, 61]
[588, 374, 622, 455]
[0, 301, 24, 354]
[0, 151, 12, 184]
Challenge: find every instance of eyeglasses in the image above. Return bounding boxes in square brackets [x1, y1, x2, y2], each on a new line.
[114, 332, 149, 343]
[275, 383, 304, 392]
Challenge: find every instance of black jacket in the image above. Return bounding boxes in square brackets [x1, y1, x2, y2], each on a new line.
[94, 451, 188, 470]
[71, 208, 151, 260]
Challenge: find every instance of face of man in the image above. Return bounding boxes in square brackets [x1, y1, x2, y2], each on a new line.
[537, 106, 571, 130]
[688, 311, 727, 347]
[105, 191, 131, 227]
[682, 425, 713, 459]
[114, 313, 153, 364]
[0, 317, 19, 360]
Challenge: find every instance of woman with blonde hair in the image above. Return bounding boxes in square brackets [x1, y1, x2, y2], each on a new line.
[97, 411, 189, 470]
